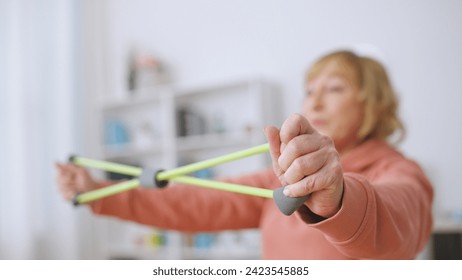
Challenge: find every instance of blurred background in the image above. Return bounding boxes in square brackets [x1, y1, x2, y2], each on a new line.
[1, 0, 461, 259]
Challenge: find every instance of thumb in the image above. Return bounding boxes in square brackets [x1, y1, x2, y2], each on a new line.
[265, 126, 287, 184]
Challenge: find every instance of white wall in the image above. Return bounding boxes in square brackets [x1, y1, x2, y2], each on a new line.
[1, 0, 80, 259]
[97, 0, 462, 215]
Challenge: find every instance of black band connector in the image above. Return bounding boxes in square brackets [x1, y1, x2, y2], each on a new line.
[68, 154, 77, 164]
[155, 170, 169, 188]
[72, 192, 81, 207]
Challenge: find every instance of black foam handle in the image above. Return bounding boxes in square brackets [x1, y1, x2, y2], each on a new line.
[273, 187, 309, 216]
[72, 192, 81, 207]
[68, 154, 77, 163]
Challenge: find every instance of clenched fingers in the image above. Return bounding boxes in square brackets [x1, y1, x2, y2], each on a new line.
[279, 113, 316, 144]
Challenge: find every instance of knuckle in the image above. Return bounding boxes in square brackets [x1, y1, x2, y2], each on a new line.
[285, 136, 307, 158]
[321, 135, 334, 147]
[303, 176, 315, 193]
[326, 173, 338, 186]
[284, 141, 296, 156]
[292, 135, 306, 149]
[329, 153, 342, 171]
[293, 157, 306, 174]
[293, 113, 304, 123]
[284, 173, 299, 186]
[278, 175, 288, 186]
[277, 157, 287, 171]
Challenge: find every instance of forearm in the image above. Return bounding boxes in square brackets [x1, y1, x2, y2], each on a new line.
[299, 171, 433, 259]
[88, 170, 275, 232]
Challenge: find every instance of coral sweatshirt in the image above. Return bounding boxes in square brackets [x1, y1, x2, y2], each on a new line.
[89, 139, 433, 259]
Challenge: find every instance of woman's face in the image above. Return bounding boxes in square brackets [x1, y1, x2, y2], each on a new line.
[303, 64, 364, 154]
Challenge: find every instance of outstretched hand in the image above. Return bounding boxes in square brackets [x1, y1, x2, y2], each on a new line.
[55, 163, 98, 201]
[265, 113, 344, 218]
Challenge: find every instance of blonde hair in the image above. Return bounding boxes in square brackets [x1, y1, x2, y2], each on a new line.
[306, 50, 405, 143]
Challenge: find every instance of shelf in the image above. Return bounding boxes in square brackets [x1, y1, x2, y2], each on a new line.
[175, 79, 257, 98]
[434, 218, 462, 234]
[181, 247, 261, 260]
[103, 143, 163, 161]
[106, 244, 178, 260]
[102, 133, 261, 161]
[176, 131, 260, 152]
[93, 79, 277, 260]
[107, 244, 260, 260]
[99, 86, 172, 111]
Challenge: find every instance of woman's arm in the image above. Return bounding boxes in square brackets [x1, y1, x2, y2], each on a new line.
[265, 113, 433, 259]
[89, 168, 277, 232]
[303, 160, 433, 259]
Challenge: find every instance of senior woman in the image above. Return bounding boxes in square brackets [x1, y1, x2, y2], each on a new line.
[56, 50, 433, 259]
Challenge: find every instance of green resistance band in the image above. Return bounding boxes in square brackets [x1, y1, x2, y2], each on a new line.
[70, 143, 308, 215]
[70, 144, 270, 203]
[74, 176, 273, 205]
[71, 143, 269, 180]
[157, 144, 269, 181]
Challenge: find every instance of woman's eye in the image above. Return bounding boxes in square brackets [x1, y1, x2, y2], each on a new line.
[327, 86, 345, 93]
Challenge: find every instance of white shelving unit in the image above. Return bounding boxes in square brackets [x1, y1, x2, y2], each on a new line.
[92, 79, 280, 259]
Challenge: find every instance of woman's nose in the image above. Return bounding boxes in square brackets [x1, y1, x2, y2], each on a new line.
[310, 90, 323, 111]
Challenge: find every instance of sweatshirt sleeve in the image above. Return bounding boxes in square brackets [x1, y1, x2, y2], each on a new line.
[88, 169, 276, 233]
[298, 159, 433, 259]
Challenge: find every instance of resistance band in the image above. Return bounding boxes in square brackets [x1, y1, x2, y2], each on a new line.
[69, 143, 308, 215]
